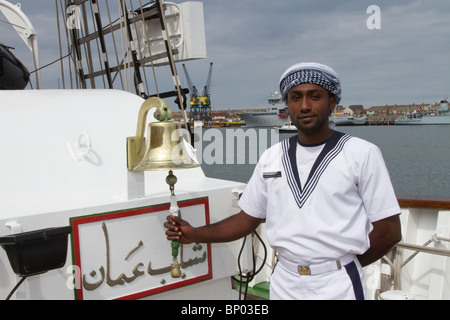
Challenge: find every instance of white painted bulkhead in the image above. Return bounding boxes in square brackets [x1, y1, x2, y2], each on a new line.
[365, 206, 450, 300]
[397, 207, 450, 299]
[0, 89, 248, 300]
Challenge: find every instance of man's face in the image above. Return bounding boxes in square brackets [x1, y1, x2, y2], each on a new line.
[287, 83, 336, 142]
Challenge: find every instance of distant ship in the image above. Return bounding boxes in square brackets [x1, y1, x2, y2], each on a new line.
[239, 92, 290, 127]
[395, 99, 450, 125]
[274, 121, 297, 133]
[329, 113, 367, 126]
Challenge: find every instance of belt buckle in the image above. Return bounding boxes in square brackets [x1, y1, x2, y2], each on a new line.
[298, 265, 311, 275]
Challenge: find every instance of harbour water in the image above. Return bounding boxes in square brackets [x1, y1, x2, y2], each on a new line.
[199, 125, 450, 198]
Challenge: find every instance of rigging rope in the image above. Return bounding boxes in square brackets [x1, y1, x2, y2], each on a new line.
[155, 0, 190, 143]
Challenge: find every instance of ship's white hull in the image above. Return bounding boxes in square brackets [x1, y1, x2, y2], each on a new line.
[0, 90, 250, 300]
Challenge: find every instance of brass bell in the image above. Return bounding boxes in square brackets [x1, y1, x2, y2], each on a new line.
[134, 121, 198, 171]
[127, 97, 199, 171]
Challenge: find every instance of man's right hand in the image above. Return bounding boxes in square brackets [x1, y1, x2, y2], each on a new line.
[164, 215, 195, 244]
[163, 210, 262, 245]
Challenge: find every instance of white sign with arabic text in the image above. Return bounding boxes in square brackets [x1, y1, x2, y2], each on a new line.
[70, 198, 212, 300]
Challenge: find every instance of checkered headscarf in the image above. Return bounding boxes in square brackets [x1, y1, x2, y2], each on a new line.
[279, 62, 341, 104]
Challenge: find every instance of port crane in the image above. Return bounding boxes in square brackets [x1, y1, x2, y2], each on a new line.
[200, 62, 213, 107]
[182, 62, 213, 124]
[182, 63, 200, 107]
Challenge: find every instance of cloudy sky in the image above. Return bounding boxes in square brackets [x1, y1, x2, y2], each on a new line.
[2, 0, 450, 110]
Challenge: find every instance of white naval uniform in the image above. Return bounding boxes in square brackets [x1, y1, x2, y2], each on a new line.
[239, 131, 400, 300]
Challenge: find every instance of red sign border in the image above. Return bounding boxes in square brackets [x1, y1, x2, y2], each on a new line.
[70, 197, 212, 300]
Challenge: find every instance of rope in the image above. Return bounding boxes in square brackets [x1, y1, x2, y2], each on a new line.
[105, 0, 125, 90]
[171, 240, 180, 260]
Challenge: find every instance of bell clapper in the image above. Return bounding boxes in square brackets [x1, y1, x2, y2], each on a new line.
[166, 170, 182, 278]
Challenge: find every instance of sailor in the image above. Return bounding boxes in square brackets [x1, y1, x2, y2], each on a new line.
[164, 62, 401, 300]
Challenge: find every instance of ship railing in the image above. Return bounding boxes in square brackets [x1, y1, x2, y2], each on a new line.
[374, 196, 450, 300]
[244, 196, 450, 300]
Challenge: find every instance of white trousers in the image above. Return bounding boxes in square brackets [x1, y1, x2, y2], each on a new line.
[270, 258, 367, 300]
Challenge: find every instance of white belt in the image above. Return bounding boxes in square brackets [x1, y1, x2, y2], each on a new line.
[277, 254, 357, 275]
